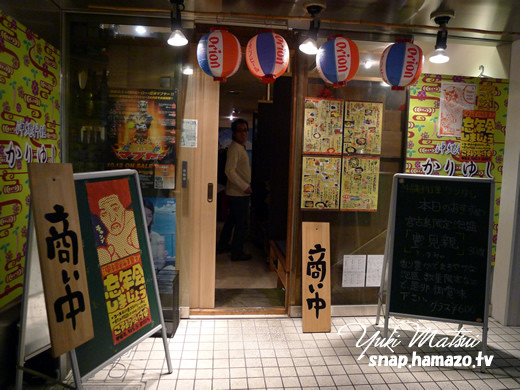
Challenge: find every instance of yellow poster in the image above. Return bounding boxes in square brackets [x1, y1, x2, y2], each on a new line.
[0, 11, 61, 309]
[303, 98, 343, 155]
[460, 110, 495, 162]
[340, 156, 380, 211]
[343, 101, 383, 155]
[101, 253, 151, 345]
[301, 156, 341, 209]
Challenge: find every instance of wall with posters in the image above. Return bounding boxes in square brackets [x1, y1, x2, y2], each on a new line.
[406, 74, 508, 261]
[0, 10, 61, 309]
[300, 79, 407, 307]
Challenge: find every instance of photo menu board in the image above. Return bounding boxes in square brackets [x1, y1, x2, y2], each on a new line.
[301, 98, 382, 211]
[343, 101, 383, 155]
[301, 156, 341, 209]
[303, 98, 344, 155]
[340, 156, 380, 211]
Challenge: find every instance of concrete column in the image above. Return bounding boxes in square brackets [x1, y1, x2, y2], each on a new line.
[492, 40, 520, 325]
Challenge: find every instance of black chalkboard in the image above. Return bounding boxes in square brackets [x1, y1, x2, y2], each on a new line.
[387, 174, 493, 324]
[72, 170, 165, 378]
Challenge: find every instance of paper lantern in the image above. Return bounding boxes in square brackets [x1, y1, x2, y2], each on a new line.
[197, 28, 242, 82]
[246, 31, 289, 83]
[316, 35, 359, 87]
[380, 41, 423, 89]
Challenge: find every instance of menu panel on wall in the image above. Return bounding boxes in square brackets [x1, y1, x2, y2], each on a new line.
[303, 98, 344, 155]
[301, 156, 341, 209]
[343, 101, 383, 155]
[301, 97, 383, 211]
[340, 156, 380, 211]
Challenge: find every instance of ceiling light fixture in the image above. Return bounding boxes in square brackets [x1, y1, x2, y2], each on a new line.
[167, 0, 188, 47]
[429, 9, 454, 64]
[299, 3, 325, 55]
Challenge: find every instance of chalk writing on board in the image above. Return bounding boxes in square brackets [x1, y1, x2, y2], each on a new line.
[389, 177, 491, 323]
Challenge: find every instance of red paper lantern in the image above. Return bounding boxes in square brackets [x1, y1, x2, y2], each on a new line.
[197, 28, 242, 82]
[316, 35, 359, 87]
[246, 31, 289, 83]
[380, 41, 423, 90]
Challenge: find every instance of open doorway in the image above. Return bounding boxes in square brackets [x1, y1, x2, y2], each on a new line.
[214, 66, 291, 310]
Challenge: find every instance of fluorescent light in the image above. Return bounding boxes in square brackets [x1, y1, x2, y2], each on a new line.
[167, 29, 188, 46]
[182, 65, 193, 75]
[429, 48, 449, 64]
[299, 38, 318, 55]
[135, 26, 147, 35]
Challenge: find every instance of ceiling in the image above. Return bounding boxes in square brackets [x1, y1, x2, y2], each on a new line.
[5, 0, 520, 46]
[4, 0, 520, 122]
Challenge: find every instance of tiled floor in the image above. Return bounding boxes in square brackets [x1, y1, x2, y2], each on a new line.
[78, 316, 520, 390]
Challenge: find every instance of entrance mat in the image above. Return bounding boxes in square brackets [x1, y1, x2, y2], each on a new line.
[215, 288, 285, 307]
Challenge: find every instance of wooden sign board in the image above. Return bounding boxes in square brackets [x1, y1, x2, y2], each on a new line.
[28, 163, 94, 357]
[302, 222, 331, 332]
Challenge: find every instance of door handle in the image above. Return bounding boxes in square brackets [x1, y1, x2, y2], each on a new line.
[207, 183, 213, 202]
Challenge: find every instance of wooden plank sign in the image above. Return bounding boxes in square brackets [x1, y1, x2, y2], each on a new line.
[302, 222, 331, 332]
[28, 163, 94, 357]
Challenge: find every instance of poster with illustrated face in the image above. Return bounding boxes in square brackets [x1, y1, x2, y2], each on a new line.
[85, 178, 140, 265]
[106, 89, 177, 188]
[85, 177, 152, 345]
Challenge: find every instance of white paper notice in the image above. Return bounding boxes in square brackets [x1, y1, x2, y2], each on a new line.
[342, 255, 367, 287]
[366, 255, 384, 287]
[181, 119, 198, 148]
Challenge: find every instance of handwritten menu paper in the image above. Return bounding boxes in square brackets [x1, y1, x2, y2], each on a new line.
[342, 255, 366, 287]
[366, 255, 384, 287]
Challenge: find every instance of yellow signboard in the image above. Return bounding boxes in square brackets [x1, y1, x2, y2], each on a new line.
[0, 11, 61, 309]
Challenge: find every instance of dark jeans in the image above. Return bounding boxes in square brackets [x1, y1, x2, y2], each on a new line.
[218, 195, 250, 255]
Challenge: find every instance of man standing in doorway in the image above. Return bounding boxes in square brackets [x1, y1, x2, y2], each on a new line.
[218, 118, 253, 261]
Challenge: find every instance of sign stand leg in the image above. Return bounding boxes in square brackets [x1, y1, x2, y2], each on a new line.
[69, 350, 83, 390]
[161, 327, 173, 373]
[375, 254, 389, 326]
[481, 319, 489, 373]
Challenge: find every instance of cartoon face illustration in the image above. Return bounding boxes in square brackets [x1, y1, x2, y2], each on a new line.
[99, 194, 126, 236]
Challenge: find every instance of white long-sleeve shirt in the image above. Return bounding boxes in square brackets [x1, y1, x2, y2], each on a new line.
[225, 141, 251, 197]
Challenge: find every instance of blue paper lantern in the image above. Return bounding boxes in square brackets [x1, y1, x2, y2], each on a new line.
[316, 35, 360, 88]
[380, 41, 424, 90]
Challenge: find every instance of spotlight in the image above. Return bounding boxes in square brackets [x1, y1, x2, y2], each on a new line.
[168, 0, 188, 47]
[299, 3, 325, 55]
[429, 9, 454, 64]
